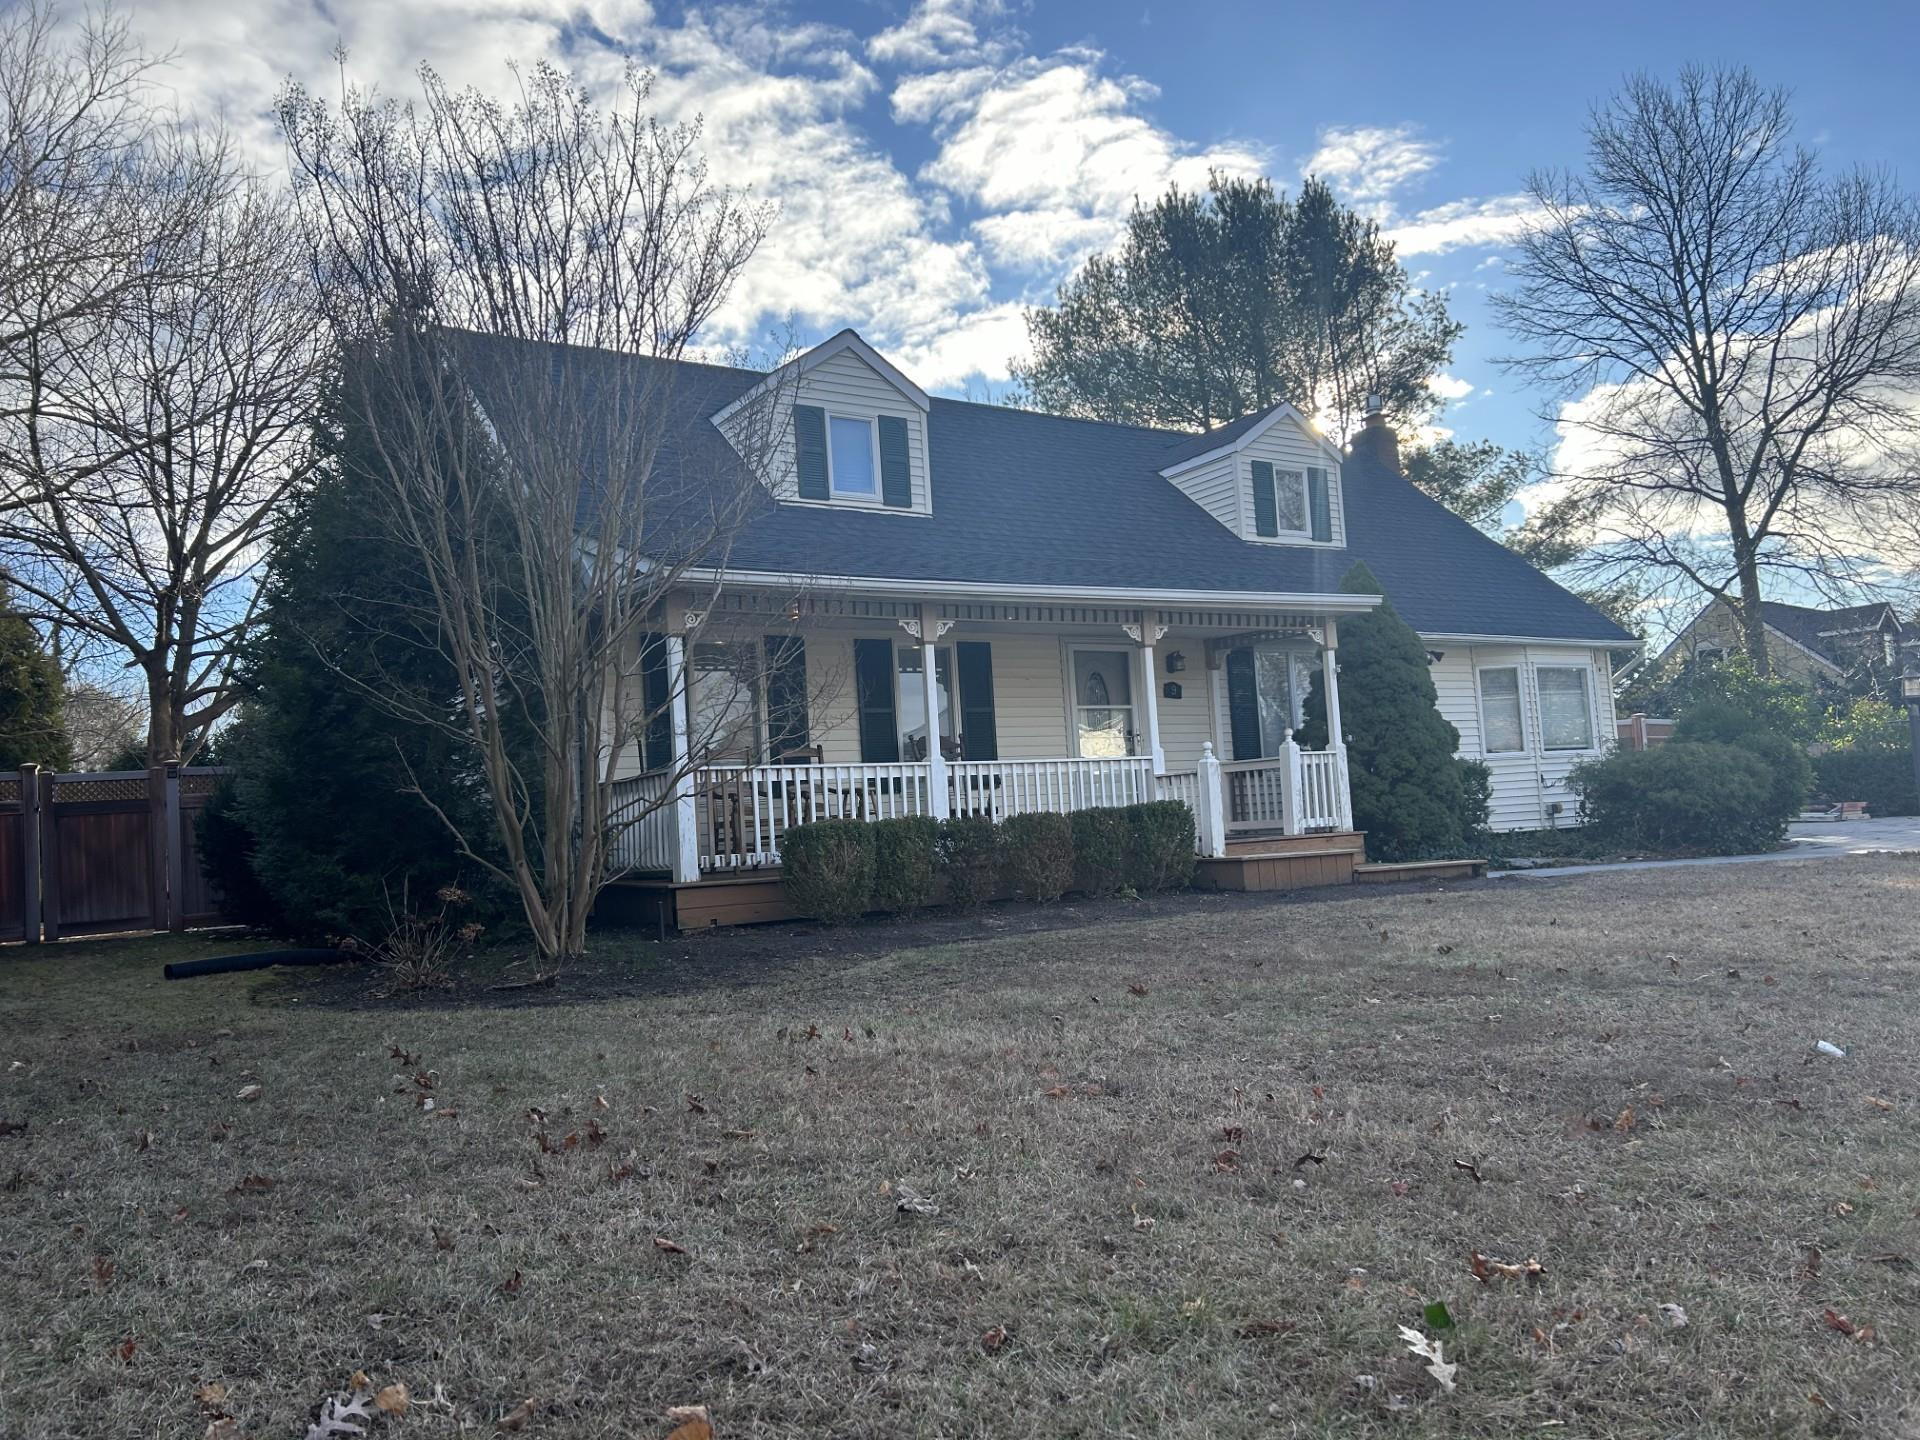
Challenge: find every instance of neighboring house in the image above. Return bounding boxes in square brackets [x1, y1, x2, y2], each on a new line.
[1654, 598, 1917, 693]
[475, 329, 1633, 921]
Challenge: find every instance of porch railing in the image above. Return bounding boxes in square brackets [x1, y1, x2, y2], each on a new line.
[699, 761, 934, 871]
[607, 771, 678, 873]
[1220, 740, 1350, 835]
[1296, 750, 1347, 831]
[1155, 769, 1200, 812]
[947, 756, 1156, 822]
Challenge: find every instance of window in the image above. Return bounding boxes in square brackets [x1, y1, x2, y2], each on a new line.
[689, 642, 762, 763]
[1478, 667, 1525, 754]
[1071, 648, 1136, 757]
[1272, 469, 1308, 533]
[895, 646, 956, 760]
[828, 415, 877, 497]
[1537, 666, 1595, 751]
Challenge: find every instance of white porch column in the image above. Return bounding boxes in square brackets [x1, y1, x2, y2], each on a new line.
[1194, 741, 1227, 857]
[1319, 620, 1354, 831]
[918, 605, 950, 820]
[665, 632, 701, 884]
[1136, 612, 1166, 774]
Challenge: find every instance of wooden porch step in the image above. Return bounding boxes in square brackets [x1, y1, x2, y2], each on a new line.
[1353, 858, 1488, 885]
[1223, 829, 1365, 858]
[1194, 847, 1358, 892]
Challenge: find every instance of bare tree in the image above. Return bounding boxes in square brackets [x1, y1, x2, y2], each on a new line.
[0, 1, 222, 512]
[279, 60, 774, 971]
[0, 170, 327, 761]
[1494, 66, 1920, 672]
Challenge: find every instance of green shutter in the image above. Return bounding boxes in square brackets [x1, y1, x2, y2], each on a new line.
[1251, 460, 1279, 538]
[1308, 467, 1332, 542]
[854, 638, 899, 762]
[878, 415, 912, 508]
[794, 405, 828, 499]
[639, 633, 671, 771]
[765, 635, 809, 760]
[955, 641, 998, 761]
[1226, 648, 1262, 760]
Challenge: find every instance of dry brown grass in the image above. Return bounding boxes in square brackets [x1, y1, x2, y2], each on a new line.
[4, 858, 1920, 1438]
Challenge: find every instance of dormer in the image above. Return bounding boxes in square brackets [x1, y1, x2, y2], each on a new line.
[1157, 402, 1347, 547]
[712, 330, 933, 515]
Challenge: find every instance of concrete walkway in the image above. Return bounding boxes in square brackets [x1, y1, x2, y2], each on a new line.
[1497, 816, 1920, 879]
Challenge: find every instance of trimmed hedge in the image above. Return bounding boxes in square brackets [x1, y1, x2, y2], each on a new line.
[936, 815, 999, 909]
[1000, 812, 1076, 902]
[870, 816, 941, 914]
[1571, 742, 1791, 854]
[1072, 807, 1134, 896]
[1126, 800, 1196, 891]
[781, 819, 875, 924]
[1813, 747, 1918, 816]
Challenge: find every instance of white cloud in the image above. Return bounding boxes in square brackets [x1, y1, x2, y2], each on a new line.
[1303, 123, 1440, 205]
[1428, 372, 1475, 402]
[868, 0, 1013, 70]
[891, 300, 1033, 390]
[1385, 194, 1548, 256]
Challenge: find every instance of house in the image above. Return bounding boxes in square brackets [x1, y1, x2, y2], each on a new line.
[1653, 598, 1916, 694]
[482, 329, 1632, 925]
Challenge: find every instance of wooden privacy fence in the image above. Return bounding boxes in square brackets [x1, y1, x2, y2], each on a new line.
[0, 766, 230, 943]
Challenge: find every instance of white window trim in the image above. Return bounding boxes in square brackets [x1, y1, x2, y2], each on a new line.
[1248, 463, 1312, 542]
[824, 412, 883, 503]
[1476, 664, 1527, 756]
[1534, 662, 1601, 754]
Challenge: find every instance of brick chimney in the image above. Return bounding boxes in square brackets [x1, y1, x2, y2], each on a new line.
[1347, 392, 1401, 474]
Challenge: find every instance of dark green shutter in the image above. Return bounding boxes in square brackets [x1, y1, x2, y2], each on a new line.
[1251, 460, 1279, 538]
[955, 641, 998, 761]
[854, 638, 899, 762]
[1308, 467, 1332, 542]
[794, 404, 828, 499]
[1226, 648, 1262, 760]
[878, 415, 912, 508]
[765, 635, 809, 760]
[639, 633, 671, 771]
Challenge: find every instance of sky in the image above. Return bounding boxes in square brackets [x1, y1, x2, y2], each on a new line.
[117, 0, 1920, 476]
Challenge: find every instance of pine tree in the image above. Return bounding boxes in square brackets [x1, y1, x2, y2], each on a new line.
[198, 356, 510, 942]
[0, 582, 70, 770]
[1300, 564, 1477, 861]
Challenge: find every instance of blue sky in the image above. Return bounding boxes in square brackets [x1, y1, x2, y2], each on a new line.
[132, 0, 1920, 467]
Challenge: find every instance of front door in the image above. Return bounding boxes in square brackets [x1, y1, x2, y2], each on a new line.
[1071, 649, 1135, 757]
[1226, 646, 1305, 759]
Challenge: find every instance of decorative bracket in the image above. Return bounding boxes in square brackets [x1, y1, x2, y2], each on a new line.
[1303, 625, 1326, 648]
[936, 618, 958, 639]
[1122, 622, 1170, 644]
[682, 609, 707, 633]
[897, 617, 922, 641]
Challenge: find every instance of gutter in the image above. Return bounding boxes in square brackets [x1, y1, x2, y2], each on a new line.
[672, 566, 1385, 614]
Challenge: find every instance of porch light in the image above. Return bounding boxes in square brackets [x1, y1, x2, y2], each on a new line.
[1902, 672, 1920, 706]
[1165, 651, 1186, 673]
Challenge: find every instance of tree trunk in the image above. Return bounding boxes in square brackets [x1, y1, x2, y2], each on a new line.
[144, 666, 178, 765]
[1731, 546, 1771, 677]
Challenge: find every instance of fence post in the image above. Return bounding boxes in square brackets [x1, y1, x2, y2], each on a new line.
[146, 766, 169, 932]
[165, 765, 184, 931]
[666, 634, 701, 885]
[1194, 742, 1227, 857]
[38, 770, 58, 942]
[19, 765, 40, 944]
[1279, 729, 1303, 836]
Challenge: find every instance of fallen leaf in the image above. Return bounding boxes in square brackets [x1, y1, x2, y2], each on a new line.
[1613, 1105, 1636, 1132]
[1389, 1180, 1410, 1197]
[1865, 1096, 1895, 1111]
[1452, 1158, 1484, 1184]
[1291, 1151, 1326, 1169]
[498, 1269, 523, 1295]
[433, 1227, 456, 1251]
[664, 1404, 713, 1440]
[1823, 1308, 1855, 1336]
[91, 1254, 115, 1289]
[1126, 983, 1148, 997]
[894, 1185, 938, 1216]
[114, 1335, 136, 1364]
[653, 1236, 689, 1255]
[1040, 1085, 1070, 1099]
[979, 1324, 1009, 1353]
[236, 1085, 262, 1103]
[1396, 1325, 1457, 1391]
[685, 1095, 707, 1114]
[374, 1383, 410, 1417]
[1659, 1302, 1689, 1329]
[495, 1397, 536, 1433]
[229, 1174, 274, 1195]
[1212, 1148, 1241, 1173]
[194, 1381, 230, 1410]
[1234, 1319, 1295, 1338]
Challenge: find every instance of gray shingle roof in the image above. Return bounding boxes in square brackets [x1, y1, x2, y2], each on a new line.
[1758, 600, 1905, 664]
[458, 332, 1634, 646]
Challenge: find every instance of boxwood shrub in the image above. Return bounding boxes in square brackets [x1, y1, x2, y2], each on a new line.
[1813, 747, 1918, 816]
[781, 819, 876, 924]
[1000, 812, 1075, 902]
[1071, 807, 1134, 895]
[1126, 800, 1196, 891]
[869, 816, 941, 915]
[935, 814, 999, 909]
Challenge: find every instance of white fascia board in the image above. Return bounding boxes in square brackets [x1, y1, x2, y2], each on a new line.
[709, 327, 930, 430]
[672, 565, 1384, 614]
[1158, 403, 1347, 477]
[1421, 631, 1644, 650]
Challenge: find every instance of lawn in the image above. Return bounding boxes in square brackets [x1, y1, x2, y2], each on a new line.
[4, 859, 1919, 1439]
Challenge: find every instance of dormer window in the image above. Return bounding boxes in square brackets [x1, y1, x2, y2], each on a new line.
[828, 415, 879, 498]
[1252, 463, 1309, 537]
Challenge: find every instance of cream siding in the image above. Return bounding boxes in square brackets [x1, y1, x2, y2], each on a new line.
[1238, 424, 1347, 547]
[1436, 642, 1617, 832]
[742, 349, 932, 513]
[1154, 634, 1216, 769]
[1164, 454, 1242, 532]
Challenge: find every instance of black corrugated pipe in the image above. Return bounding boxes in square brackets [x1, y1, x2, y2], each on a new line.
[162, 949, 353, 980]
